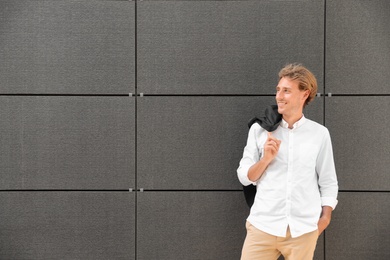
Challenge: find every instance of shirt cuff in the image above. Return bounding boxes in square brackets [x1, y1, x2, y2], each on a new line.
[321, 197, 338, 210]
[237, 165, 257, 186]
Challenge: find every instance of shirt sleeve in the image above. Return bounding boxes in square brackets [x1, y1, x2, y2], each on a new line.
[316, 129, 339, 210]
[237, 124, 262, 186]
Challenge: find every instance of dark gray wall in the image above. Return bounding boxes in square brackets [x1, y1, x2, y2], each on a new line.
[0, 0, 388, 259]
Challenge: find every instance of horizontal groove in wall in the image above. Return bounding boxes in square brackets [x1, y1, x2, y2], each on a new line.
[0, 189, 243, 192]
[1, 93, 388, 97]
[137, 94, 277, 97]
[1, 189, 387, 193]
[339, 190, 390, 193]
[0, 94, 131, 97]
[0, 189, 132, 192]
[326, 94, 390, 97]
[0, 93, 275, 97]
[138, 189, 243, 192]
[139, 94, 389, 97]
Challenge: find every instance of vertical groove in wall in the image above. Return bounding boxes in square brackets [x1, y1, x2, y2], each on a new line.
[323, 0, 327, 129]
[134, 0, 138, 258]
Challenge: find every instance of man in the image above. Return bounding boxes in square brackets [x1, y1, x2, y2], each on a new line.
[237, 63, 338, 260]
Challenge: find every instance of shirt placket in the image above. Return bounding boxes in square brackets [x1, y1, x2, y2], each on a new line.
[286, 129, 294, 223]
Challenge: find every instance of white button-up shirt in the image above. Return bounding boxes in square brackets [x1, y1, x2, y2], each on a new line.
[237, 116, 338, 238]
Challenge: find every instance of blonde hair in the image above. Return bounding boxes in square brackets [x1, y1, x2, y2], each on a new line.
[278, 63, 318, 107]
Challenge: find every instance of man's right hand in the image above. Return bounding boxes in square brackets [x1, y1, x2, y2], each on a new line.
[247, 132, 281, 182]
[263, 132, 281, 162]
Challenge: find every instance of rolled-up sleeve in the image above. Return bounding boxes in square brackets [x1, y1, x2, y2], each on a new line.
[237, 124, 261, 186]
[316, 129, 339, 210]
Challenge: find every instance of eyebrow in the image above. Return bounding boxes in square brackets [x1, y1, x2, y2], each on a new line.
[276, 86, 291, 90]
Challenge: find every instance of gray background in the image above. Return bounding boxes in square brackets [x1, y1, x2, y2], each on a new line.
[0, 0, 389, 259]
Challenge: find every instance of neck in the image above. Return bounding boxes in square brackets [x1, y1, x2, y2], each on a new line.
[283, 114, 303, 129]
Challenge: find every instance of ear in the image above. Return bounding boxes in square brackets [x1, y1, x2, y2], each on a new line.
[300, 90, 310, 105]
[303, 89, 310, 98]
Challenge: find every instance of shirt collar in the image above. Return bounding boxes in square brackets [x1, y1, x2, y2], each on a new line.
[280, 114, 306, 129]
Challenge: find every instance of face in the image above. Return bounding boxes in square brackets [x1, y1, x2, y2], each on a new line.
[275, 77, 309, 119]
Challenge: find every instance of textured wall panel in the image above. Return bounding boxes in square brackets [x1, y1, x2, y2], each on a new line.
[137, 191, 249, 260]
[315, 235, 325, 260]
[326, 192, 390, 260]
[0, 1, 135, 94]
[326, 0, 390, 94]
[0, 97, 135, 189]
[138, 1, 324, 94]
[325, 97, 390, 191]
[137, 96, 323, 190]
[0, 192, 135, 259]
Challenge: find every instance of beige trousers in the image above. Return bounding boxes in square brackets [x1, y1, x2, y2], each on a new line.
[241, 221, 318, 260]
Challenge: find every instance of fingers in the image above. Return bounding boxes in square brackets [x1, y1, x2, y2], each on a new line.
[267, 132, 281, 147]
[317, 217, 330, 236]
[264, 132, 281, 159]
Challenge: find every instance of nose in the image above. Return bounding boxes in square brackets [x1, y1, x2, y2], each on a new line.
[276, 90, 283, 100]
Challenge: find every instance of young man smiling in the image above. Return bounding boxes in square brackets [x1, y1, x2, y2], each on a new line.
[237, 64, 338, 260]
